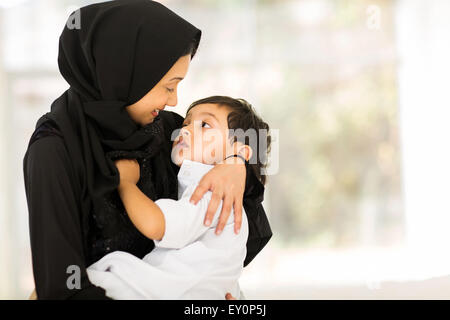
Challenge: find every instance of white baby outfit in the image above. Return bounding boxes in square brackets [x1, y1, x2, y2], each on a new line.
[86, 159, 249, 299]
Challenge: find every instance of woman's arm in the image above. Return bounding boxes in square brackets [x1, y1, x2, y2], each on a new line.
[24, 136, 111, 300]
[115, 159, 165, 241]
[189, 156, 246, 235]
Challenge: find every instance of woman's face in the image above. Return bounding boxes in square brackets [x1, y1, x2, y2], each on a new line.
[126, 54, 191, 126]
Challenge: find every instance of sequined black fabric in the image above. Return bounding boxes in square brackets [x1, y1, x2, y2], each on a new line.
[89, 113, 180, 265]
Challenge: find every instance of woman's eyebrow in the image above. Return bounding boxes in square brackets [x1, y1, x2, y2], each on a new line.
[169, 76, 184, 82]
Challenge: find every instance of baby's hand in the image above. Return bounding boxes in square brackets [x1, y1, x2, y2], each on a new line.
[115, 159, 140, 187]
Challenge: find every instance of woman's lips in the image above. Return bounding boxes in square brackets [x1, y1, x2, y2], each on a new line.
[151, 107, 164, 117]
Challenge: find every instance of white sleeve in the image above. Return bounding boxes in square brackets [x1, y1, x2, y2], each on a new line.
[153, 185, 223, 249]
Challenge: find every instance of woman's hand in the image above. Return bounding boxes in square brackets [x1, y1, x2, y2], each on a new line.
[115, 159, 140, 188]
[189, 156, 246, 235]
[225, 293, 236, 300]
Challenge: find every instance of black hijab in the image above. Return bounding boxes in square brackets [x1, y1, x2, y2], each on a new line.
[35, 0, 201, 242]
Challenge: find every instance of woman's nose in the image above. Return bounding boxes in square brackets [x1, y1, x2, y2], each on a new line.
[166, 92, 178, 107]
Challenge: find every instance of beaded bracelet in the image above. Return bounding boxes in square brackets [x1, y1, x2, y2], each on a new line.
[224, 154, 248, 165]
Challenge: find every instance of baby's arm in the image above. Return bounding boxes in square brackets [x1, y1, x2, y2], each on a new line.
[153, 190, 222, 249]
[115, 159, 165, 241]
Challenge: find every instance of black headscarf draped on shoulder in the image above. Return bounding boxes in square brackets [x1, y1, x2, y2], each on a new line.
[35, 0, 201, 230]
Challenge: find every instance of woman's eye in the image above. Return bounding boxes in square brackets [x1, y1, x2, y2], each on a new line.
[202, 121, 211, 129]
[166, 88, 174, 93]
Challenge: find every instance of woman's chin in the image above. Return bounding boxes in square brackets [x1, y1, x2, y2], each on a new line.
[142, 117, 155, 126]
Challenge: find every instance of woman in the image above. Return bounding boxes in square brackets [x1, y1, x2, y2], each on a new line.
[23, 0, 272, 300]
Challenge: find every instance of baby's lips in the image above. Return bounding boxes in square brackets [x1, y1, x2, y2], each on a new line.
[175, 136, 190, 148]
[178, 142, 189, 148]
[173, 136, 181, 146]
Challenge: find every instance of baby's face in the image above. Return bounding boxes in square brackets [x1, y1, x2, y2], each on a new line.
[172, 103, 232, 166]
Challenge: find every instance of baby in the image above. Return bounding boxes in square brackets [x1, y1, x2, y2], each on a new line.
[86, 96, 271, 300]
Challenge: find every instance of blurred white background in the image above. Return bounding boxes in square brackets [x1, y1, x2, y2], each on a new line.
[1, 0, 450, 299]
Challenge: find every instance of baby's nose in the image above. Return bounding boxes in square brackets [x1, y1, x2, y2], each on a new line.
[180, 127, 190, 136]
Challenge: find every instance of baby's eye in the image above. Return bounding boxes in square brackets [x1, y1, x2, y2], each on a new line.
[202, 121, 211, 129]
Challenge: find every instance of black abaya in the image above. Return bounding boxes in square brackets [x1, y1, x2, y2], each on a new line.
[24, 111, 187, 299]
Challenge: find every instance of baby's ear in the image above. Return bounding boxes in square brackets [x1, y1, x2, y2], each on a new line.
[237, 144, 253, 162]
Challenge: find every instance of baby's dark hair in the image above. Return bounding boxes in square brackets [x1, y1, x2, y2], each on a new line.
[186, 96, 271, 185]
